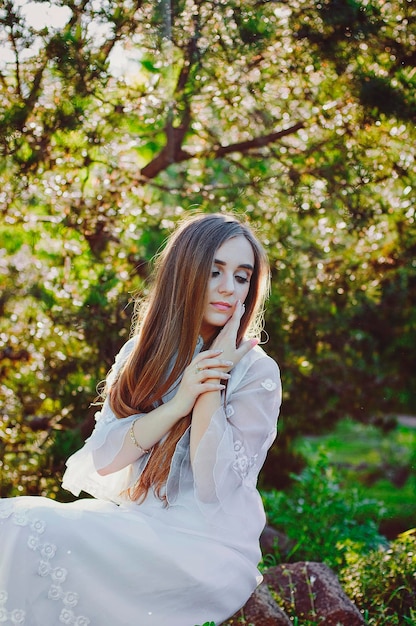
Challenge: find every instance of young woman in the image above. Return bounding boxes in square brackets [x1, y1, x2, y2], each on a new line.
[0, 213, 281, 626]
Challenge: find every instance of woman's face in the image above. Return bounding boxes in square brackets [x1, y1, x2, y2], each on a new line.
[200, 235, 254, 340]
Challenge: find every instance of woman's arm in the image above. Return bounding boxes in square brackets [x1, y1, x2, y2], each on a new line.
[190, 352, 281, 507]
[189, 389, 222, 466]
[96, 348, 230, 476]
[190, 301, 257, 465]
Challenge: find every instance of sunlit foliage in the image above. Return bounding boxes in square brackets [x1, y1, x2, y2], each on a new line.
[0, 0, 415, 496]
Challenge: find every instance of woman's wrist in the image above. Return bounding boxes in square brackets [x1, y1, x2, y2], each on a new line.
[129, 418, 151, 455]
[128, 401, 186, 455]
[193, 386, 222, 409]
[165, 395, 191, 422]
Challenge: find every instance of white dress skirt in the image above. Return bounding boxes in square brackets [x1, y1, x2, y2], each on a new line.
[0, 340, 281, 626]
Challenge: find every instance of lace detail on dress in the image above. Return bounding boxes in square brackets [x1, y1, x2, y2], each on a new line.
[232, 440, 258, 481]
[0, 507, 91, 625]
[94, 408, 114, 426]
[261, 378, 277, 391]
[0, 591, 25, 625]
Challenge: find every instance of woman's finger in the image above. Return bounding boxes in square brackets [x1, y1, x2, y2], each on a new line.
[196, 368, 231, 381]
[192, 349, 223, 366]
[194, 358, 233, 373]
[235, 337, 259, 360]
[223, 300, 243, 333]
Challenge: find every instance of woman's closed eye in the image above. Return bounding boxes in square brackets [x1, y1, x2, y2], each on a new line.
[211, 270, 249, 284]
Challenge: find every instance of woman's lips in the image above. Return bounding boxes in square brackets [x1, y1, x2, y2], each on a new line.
[211, 302, 232, 312]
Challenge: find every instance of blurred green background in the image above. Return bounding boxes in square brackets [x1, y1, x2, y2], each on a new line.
[0, 1, 415, 539]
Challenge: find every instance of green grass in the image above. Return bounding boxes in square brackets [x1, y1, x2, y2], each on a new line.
[294, 418, 416, 536]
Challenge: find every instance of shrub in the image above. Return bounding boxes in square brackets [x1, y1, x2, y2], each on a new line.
[340, 529, 416, 625]
[262, 452, 386, 571]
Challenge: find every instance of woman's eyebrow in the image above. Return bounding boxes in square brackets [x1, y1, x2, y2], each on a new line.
[213, 258, 254, 271]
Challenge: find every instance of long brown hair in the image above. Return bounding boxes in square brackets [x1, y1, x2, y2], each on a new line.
[109, 212, 270, 501]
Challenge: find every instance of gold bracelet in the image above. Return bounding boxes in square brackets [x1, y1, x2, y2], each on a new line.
[129, 418, 150, 454]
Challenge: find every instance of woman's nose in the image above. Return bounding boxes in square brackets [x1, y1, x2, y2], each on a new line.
[218, 273, 234, 294]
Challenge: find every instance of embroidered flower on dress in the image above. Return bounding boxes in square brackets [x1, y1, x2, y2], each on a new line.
[38, 560, 52, 577]
[232, 440, 258, 480]
[10, 609, 25, 624]
[27, 534, 40, 550]
[63, 591, 79, 608]
[59, 608, 74, 624]
[261, 378, 277, 391]
[31, 519, 46, 534]
[0, 597, 26, 625]
[40, 542, 57, 559]
[12, 511, 29, 526]
[52, 567, 68, 584]
[1, 509, 91, 624]
[48, 584, 63, 601]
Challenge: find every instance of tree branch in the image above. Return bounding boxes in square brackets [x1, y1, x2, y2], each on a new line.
[213, 121, 305, 157]
[141, 14, 202, 180]
[140, 120, 305, 179]
[140, 126, 191, 179]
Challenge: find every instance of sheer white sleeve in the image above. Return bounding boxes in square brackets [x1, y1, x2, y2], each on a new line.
[165, 347, 281, 524]
[62, 337, 149, 503]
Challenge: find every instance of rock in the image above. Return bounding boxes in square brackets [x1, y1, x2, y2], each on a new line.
[260, 525, 293, 560]
[243, 583, 292, 625]
[222, 559, 365, 625]
[263, 561, 365, 626]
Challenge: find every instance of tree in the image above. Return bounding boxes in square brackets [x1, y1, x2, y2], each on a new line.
[0, 0, 415, 495]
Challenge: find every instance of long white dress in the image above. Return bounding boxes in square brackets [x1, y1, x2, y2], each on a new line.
[0, 339, 281, 626]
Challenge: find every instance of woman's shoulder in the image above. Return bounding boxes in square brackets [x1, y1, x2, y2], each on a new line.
[227, 343, 280, 396]
[245, 343, 280, 373]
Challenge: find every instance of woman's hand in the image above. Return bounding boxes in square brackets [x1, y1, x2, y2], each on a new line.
[168, 350, 232, 418]
[210, 300, 258, 369]
[188, 303, 257, 463]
